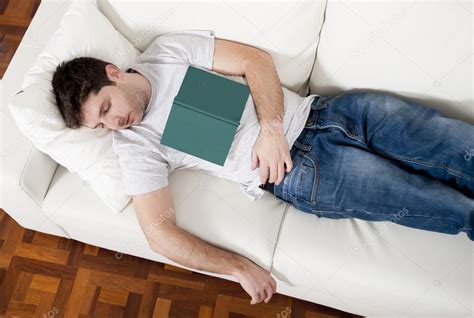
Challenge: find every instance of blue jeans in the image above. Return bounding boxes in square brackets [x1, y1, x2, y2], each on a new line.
[273, 91, 474, 241]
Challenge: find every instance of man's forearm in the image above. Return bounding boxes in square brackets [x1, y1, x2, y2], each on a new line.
[243, 52, 285, 135]
[152, 223, 247, 276]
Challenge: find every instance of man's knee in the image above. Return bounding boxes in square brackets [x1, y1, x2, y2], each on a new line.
[360, 92, 426, 120]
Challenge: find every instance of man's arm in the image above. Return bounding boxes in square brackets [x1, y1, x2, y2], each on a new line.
[212, 38, 284, 129]
[132, 186, 277, 304]
[212, 38, 293, 185]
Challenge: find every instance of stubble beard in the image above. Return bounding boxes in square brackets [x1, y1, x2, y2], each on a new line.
[119, 82, 148, 125]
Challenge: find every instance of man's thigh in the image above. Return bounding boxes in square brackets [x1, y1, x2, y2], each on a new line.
[291, 124, 472, 236]
[314, 91, 474, 197]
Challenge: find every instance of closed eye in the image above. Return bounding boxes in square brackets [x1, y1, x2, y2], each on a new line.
[99, 103, 111, 128]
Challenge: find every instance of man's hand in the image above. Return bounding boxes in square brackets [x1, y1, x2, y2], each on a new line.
[251, 121, 293, 185]
[232, 257, 277, 305]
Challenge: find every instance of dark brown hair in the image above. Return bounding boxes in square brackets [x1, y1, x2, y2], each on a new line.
[52, 57, 116, 129]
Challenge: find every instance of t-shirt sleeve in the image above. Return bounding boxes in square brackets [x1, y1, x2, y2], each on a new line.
[138, 29, 215, 70]
[113, 135, 170, 196]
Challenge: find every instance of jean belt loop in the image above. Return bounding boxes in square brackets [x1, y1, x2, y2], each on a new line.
[308, 95, 328, 126]
[311, 95, 328, 111]
[293, 140, 312, 152]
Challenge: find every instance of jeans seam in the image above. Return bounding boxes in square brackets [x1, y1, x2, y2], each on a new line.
[295, 166, 309, 204]
[314, 203, 465, 228]
[372, 148, 472, 182]
[295, 165, 317, 205]
[282, 154, 304, 202]
[314, 123, 368, 147]
[302, 153, 319, 205]
[296, 124, 319, 205]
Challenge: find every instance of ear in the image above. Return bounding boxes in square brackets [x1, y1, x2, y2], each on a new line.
[105, 64, 123, 81]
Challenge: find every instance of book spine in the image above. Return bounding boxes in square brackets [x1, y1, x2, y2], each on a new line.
[173, 99, 243, 126]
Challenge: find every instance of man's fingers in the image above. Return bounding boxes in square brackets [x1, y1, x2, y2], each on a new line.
[269, 276, 277, 293]
[266, 159, 288, 185]
[276, 162, 285, 185]
[260, 289, 267, 303]
[264, 285, 274, 303]
[260, 163, 269, 184]
[250, 295, 257, 305]
[254, 289, 264, 304]
[251, 149, 258, 170]
[269, 162, 278, 183]
[250, 290, 260, 304]
[285, 156, 293, 172]
[250, 287, 273, 305]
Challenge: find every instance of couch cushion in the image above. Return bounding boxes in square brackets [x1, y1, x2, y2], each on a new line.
[8, 1, 140, 213]
[42, 165, 288, 276]
[271, 207, 472, 316]
[309, 0, 473, 124]
[99, 0, 327, 95]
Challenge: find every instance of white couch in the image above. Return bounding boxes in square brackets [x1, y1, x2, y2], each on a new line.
[1, 0, 472, 316]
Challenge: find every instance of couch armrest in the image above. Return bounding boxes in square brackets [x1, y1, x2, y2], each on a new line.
[20, 147, 59, 206]
[0, 122, 58, 208]
[0, 132, 66, 237]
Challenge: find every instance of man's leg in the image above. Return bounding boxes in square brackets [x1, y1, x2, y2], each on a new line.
[317, 92, 474, 198]
[276, 92, 474, 240]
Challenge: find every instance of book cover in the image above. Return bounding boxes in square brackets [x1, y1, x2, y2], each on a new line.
[161, 65, 250, 166]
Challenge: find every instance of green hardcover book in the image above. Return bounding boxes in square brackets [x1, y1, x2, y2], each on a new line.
[160, 65, 250, 166]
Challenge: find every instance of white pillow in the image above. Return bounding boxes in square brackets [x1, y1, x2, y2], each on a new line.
[9, 1, 140, 213]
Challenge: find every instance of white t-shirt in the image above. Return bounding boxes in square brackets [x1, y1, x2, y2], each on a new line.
[112, 30, 318, 201]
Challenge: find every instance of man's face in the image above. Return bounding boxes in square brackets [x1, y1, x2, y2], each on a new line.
[81, 65, 148, 130]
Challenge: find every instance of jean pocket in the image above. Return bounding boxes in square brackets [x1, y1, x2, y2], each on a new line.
[294, 151, 319, 205]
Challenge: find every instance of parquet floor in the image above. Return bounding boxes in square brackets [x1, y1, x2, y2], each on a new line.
[0, 0, 364, 317]
[0, 209, 363, 317]
[0, 0, 41, 79]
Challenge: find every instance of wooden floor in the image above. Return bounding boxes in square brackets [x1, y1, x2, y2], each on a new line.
[0, 209, 363, 318]
[0, 1, 364, 317]
[0, 0, 41, 79]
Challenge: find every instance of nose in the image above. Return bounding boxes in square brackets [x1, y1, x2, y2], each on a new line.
[104, 115, 122, 130]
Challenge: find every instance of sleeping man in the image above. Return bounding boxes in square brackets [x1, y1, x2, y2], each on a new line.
[51, 30, 474, 305]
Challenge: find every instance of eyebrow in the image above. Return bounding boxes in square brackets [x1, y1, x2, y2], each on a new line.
[93, 99, 106, 129]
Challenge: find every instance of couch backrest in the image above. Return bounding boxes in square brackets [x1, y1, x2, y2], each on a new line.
[309, 0, 473, 124]
[97, 0, 328, 96]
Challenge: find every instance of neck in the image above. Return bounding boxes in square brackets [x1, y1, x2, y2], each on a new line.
[129, 72, 152, 111]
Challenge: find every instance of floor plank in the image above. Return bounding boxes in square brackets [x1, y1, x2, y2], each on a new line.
[0, 0, 41, 78]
